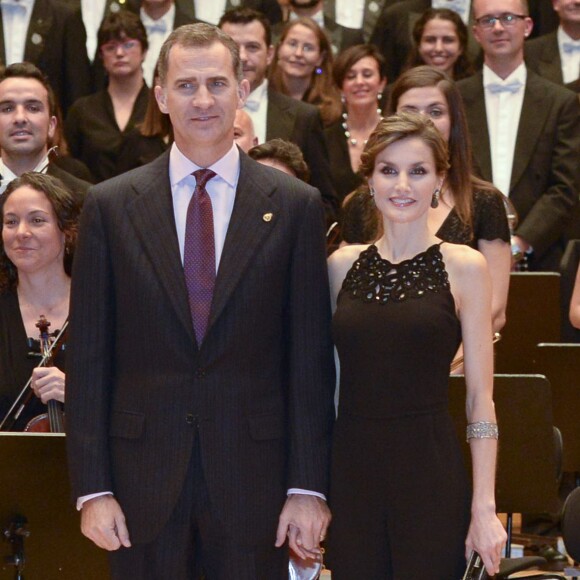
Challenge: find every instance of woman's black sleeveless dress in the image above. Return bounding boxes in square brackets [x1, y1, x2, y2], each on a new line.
[328, 243, 470, 579]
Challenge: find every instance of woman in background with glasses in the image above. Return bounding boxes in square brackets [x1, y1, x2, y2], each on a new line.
[65, 12, 149, 183]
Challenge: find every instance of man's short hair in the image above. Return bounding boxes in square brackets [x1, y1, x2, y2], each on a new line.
[98, 10, 149, 53]
[157, 23, 243, 86]
[0, 62, 57, 117]
[218, 7, 272, 47]
[248, 138, 310, 182]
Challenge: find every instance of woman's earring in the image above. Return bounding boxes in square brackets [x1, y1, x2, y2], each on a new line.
[431, 188, 440, 209]
[369, 185, 376, 197]
[315, 67, 323, 75]
[377, 92, 383, 102]
[341, 93, 346, 105]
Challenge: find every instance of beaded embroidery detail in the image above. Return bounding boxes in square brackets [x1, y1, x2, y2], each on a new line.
[341, 244, 450, 304]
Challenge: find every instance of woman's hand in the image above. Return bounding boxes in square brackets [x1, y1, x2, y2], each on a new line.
[465, 508, 507, 575]
[31, 367, 65, 404]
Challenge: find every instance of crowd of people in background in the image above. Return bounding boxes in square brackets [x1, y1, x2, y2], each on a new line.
[0, 0, 579, 578]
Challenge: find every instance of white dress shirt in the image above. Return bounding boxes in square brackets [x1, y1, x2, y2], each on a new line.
[484, 63, 526, 197]
[290, 7, 324, 28]
[335, 0, 365, 30]
[193, 0, 226, 25]
[81, 0, 108, 62]
[432, 0, 471, 24]
[0, 153, 49, 194]
[244, 79, 269, 145]
[141, 4, 175, 87]
[558, 26, 580, 85]
[78, 142, 324, 508]
[1, 0, 34, 65]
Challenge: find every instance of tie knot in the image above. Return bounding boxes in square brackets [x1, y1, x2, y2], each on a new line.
[193, 169, 216, 191]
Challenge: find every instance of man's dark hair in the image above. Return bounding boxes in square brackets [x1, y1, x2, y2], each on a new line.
[248, 138, 310, 182]
[98, 10, 149, 53]
[0, 62, 57, 117]
[219, 7, 272, 47]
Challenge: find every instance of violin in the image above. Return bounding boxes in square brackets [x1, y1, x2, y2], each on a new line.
[0, 316, 67, 432]
[24, 316, 65, 432]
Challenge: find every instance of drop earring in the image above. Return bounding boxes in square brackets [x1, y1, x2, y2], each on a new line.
[431, 188, 440, 209]
[369, 185, 376, 197]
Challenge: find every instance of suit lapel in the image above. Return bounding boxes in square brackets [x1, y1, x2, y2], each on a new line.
[126, 152, 196, 345]
[463, 74, 493, 181]
[24, 0, 52, 64]
[510, 73, 548, 190]
[207, 153, 278, 334]
[538, 34, 563, 84]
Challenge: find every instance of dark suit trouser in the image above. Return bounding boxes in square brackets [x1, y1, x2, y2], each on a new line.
[108, 438, 288, 580]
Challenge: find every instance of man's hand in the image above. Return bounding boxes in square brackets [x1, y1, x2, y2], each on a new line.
[81, 495, 131, 551]
[275, 494, 331, 559]
[31, 367, 65, 404]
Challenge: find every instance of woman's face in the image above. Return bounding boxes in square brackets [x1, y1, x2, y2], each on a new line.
[369, 136, 441, 225]
[101, 35, 145, 78]
[418, 17, 462, 76]
[277, 23, 324, 80]
[2, 185, 65, 276]
[341, 56, 386, 110]
[396, 86, 451, 143]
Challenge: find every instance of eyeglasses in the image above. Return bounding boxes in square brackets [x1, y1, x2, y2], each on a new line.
[101, 39, 139, 54]
[474, 13, 527, 29]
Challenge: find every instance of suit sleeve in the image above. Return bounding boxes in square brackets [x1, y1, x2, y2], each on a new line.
[516, 91, 580, 259]
[66, 190, 116, 500]
[285, 192, 335, 494]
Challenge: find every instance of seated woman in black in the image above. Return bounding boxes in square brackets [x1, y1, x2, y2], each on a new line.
[0, 173, 80, 431]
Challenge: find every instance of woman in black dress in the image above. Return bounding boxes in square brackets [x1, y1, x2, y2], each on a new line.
[390, 66, 510, 334]
[325, 45, 386, 203]
[0, 173, 80, 430]
[327, 113, 506, 578]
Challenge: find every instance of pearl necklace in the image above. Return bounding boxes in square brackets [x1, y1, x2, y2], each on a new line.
[342, 108, 383, 147]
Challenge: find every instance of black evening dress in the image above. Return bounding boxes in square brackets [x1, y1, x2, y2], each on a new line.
[328, 243, 470, 579]
[0, 290, 66, 431]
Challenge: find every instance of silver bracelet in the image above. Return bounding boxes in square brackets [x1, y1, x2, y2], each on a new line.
[466, 421, 499, 442]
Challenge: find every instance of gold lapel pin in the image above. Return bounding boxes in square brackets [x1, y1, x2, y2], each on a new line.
[263, 213, 273, 222]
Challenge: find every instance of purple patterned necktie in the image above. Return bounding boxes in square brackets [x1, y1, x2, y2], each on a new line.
[184, 168, 216, 345]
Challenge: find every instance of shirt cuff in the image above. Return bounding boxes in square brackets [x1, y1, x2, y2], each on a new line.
[77, 491, 113, 511]
[287, 488, 327, 502]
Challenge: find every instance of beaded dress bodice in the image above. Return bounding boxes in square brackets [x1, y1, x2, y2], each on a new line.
[333, 243, 461, 418]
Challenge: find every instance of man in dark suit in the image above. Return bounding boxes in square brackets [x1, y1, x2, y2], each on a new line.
[219, 7, 339, 223]
[66, 22, 334, 579]
[0, 0, 92, 115]
[525, 0, 580, 87]
[458, 0, 580, 272]
[370, 0, 482, 82]
[0, 63, 90, 202]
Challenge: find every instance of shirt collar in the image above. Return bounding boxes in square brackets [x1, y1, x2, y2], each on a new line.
[290, 8, 324, 28]
[558, 25, 580, 48]
[0, 0, 34, 8]
[140, 4, 175, 30]
[246, 79, 268, 107]
[169, 142, 240, 189]
[483, 62, 527, 87]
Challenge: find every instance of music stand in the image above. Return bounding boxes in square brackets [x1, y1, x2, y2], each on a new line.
[495, 273, 561, 374]
[0, 433, 109, 579]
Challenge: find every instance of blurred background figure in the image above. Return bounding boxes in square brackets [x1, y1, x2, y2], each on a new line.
[405, 8, 475, 80]
[0, 173, 80, 431]
[248, 137, 310, 180]
[269, 17, 341, 126]
[174, 0, 283, 24]
[234, 109, 259, 152]
[65, 11, 149, 183]
[325, 44, 386, 203]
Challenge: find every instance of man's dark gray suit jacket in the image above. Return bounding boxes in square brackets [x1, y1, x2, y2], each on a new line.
[66, 150, 335, 545]
[458, 70, 580, 270]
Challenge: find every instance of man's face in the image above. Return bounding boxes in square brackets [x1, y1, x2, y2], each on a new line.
[155, 42, 249, 161]
[220, 21, 273, 93]
[473, 0, 533, 61]
[0, 77, 56, 162]
[552, 0, 580, 27]
[233, 109, 257, 152]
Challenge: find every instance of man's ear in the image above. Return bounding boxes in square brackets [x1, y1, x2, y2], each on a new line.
[155, 85, 168, 114]
[47, 115, 57, 141]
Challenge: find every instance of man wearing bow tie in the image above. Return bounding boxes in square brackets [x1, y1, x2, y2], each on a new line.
[458, 0, 580, 271]
[0, 0, 92, 114]
[131, 0, 198, 87]
[525, 0, 580, 88]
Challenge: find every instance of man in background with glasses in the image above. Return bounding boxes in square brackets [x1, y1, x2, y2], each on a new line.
[458, 0, 580, 272]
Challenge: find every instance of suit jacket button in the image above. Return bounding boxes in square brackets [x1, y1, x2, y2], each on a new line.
[196, 368, 205, 379]
[186, 413, 198, 426]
